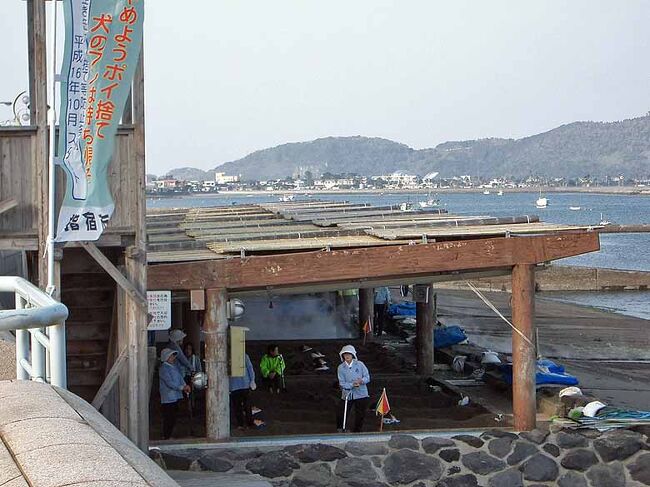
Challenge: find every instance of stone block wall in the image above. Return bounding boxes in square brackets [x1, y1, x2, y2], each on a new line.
[154, 425, 650, 486]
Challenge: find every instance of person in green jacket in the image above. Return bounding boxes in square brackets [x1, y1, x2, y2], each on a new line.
[260, 344, 286, 394]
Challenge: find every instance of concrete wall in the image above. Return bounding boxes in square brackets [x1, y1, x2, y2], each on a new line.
[0, 380, 178, 486]
[436, 265, 650, 292]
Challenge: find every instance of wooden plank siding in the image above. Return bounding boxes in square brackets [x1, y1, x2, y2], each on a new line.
[0, 127, 138, 239]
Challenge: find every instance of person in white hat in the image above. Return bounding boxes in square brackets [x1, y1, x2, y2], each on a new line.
[159, 348, 191, 439]
[336, 344, 371, 432]
[166, 329, 195, 376]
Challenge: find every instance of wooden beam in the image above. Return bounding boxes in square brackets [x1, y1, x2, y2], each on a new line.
[511, 263, 537, 431]
[0, 237, 39, 251]
[0, 198, 18, 216]
[416, 285, 434, 375]
[148, 233, 600, 291]
[80, 242, 147, 309]
[204, 288, 230, 440]
[91, 348, 128, 410]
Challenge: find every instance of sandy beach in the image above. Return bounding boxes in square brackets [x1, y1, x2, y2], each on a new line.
[435, 289, 650, 410]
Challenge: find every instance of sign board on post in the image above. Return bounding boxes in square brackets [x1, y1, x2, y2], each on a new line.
[147, 291, 171, 331]
[230, 326, 249, 377]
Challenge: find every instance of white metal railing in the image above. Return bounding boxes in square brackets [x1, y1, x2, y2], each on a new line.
[0, 276, 68, 388]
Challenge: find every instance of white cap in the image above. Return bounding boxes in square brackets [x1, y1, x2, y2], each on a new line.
[169, 329, 186, 343]
[160, 348, 177, 363]
[339, 344, 357, 361]
[559, 386, 583, 398]
[583, 401, 607, 418]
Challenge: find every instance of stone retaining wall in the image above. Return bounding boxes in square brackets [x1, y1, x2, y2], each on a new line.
[154, 425, 650, 486]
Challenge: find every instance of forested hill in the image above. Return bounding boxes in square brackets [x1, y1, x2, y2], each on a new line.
[167, 115, 650, 180]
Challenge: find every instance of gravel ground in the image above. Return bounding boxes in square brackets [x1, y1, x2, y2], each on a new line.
[0, 331, 16, 380]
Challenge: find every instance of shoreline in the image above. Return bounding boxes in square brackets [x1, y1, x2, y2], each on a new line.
[146, 185, 650, 199]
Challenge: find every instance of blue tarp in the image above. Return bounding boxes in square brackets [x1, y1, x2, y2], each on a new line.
[434, 325, 468, 349]
[499, 359, 578, 386]
[388, 302, 416, 316]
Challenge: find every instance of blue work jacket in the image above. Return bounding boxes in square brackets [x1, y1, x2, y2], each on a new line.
[374, 287, 391, 305]
[166, 341, 195, 375]
[337, 360, 370, 400]
[230, 354, 255, 392]
[159, 362, 186, 404]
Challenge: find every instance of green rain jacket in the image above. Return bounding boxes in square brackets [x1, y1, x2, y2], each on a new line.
[260, 354, 285, 378]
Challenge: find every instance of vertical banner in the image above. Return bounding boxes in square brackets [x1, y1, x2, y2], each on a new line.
[56, 0, 143, 241]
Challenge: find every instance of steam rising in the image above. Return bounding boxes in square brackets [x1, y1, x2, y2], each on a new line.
[236, 293, 358, 340]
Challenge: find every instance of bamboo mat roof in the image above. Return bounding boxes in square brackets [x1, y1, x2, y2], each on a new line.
[146, 199, 598, 263]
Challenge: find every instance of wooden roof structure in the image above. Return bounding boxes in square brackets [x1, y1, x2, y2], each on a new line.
[147, 200, 600, 294]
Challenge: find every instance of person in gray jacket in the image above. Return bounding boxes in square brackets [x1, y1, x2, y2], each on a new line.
[159, 348, 190, 439]
[336, 344, 371, 432]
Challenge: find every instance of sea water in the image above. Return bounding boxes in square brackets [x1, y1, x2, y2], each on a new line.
[148, 191, 650, 320]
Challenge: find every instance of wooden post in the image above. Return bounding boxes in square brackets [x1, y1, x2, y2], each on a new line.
[205, 288, 230, 440]
[416, 284, 434, 376]
[511, 264, 537, 431]
[27, 0, 50, 290]
[122, 46, 149, 450]
[359, 288, 374, 336]
[184, 301, 202, 357]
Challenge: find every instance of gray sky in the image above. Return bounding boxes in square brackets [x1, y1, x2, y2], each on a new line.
[2, 1, 649, 175]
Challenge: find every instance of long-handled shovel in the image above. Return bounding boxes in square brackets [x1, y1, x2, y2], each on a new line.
[280, 354, 287, 392]
[342, 390, 352, 432]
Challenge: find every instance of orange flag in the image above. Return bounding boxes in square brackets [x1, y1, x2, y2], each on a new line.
[362, 318, 373, 335]
[375, 387, 390, 417]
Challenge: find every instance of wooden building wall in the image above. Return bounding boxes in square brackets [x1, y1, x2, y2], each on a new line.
[0, 126, 138, 238]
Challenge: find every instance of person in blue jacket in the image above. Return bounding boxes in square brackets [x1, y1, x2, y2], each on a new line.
[159, 348, 190, 439]
[230, 353, 257, 429]
[336, 344, 371, 432]
[166, 329, 195, 376]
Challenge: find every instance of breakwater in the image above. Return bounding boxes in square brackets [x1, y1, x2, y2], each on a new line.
[436, 265, 650, 292]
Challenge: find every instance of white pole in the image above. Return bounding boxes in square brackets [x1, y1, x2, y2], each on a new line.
[46, 0, 58, 296]
[46, 0, 67, 389]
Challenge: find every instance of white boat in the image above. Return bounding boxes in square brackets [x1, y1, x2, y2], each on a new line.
[535, 190, 548, 208]
[418, 197, 440, 208]
[279, 194, 295, 202]
[497, 190, 504, 196]
[483, 190, 491, 195]
[569, 206, 581, 211]
[599, 213, 612, 226]
[399, 202, 413, 211]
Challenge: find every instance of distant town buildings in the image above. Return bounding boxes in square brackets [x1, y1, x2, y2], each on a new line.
[145, 170, 650, 195]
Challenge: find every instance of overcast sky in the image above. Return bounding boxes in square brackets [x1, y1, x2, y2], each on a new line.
[1, 1, 649, 175]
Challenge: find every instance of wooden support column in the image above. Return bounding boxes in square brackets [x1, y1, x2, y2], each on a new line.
[415, 284, 435, 375]
[359, 288, 374, 333]
[123, 46, 149, 451]
[205, 288, 230, 440]
[511, 264, 537, 431]
[184, 302, 202, 357]
[27, 0, 50, 290]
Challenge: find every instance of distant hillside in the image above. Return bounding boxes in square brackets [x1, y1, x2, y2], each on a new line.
[169, 115, 650, 180]
[165, 167, 213, 181]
